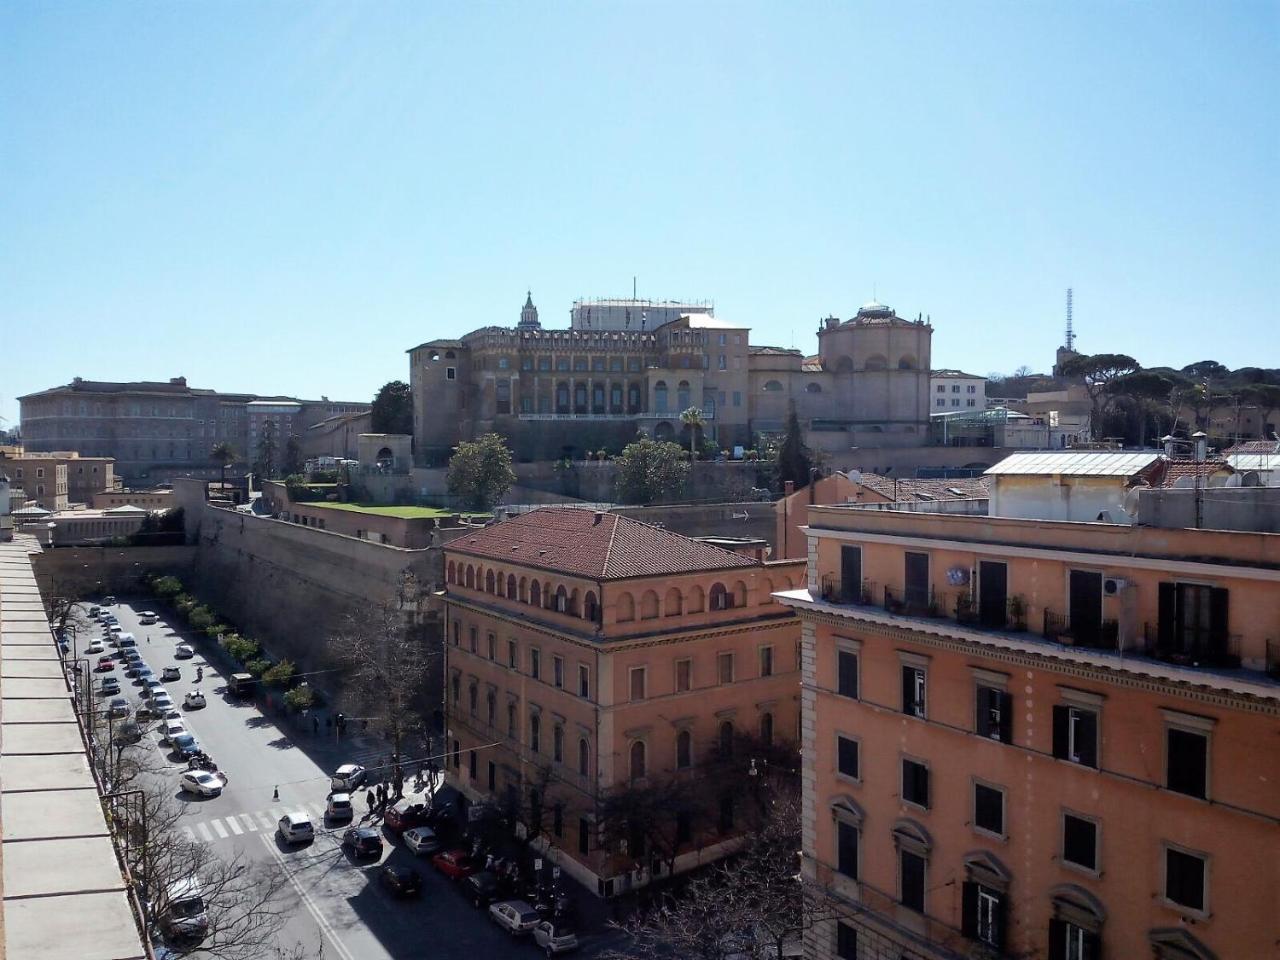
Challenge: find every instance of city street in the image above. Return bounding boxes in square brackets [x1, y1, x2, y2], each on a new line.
[90, 597, 618, 960]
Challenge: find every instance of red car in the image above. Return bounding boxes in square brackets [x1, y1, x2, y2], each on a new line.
[431, 849, 479, 880]
[95, 656, 114, 672]
[383, 801, 428, 836]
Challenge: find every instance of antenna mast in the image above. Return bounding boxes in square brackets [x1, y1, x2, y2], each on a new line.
[1065, 287, 1075, 351]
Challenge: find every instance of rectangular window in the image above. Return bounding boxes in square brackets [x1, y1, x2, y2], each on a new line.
[973, 782, 1004, 836]
[539, 357, 552, 372]
[468, 749, 477, 780]
[900, 850, 925, 912]
[487, 760, 496, 791]
[469, 627, 477, 654]
[451, 621, 460, 646]
[902, 758, 930, 808]
[530, 648, 541, 680]
[578, 664, 590, 699]
[732, 391, 742, 407]
[937, 398, 946, 407]
[487, 633, 496, 660]
[629, 667, 646, 701]
[963, 883, 1005, 948]
[901, 665, 926, 718]
[520, 397, 533, 413]
[1062, 813, 1098, 872]
[718, 354, 727, 370]
[836, 922, 858, 960]
[837, 735, 859, 780]
[578, 818, 590, 855]
[836, 820, 859, 879]
[975, 685, 1012, 743]
[759, 646, 774, 677]
[717, 652, 734, 684]
[508, 639, 517, 668]
[967, 399, 976, 407]
[1167, 727, 1208, 799]
[967, 384, 977, 393]
[952, 384, 960, 393]
[1165, 846, 1206, 912]
[937, 384, 946, 393]
[553, 656, 564, 688]
[553, 804, 564, 837]
[446, 367, 456, 381]
[837, 649, 859, 698]
[1052, 705, 1098, 768]
[675, 658, 692, 693]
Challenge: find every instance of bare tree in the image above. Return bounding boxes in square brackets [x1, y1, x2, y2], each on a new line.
[597, 774, 710, 883]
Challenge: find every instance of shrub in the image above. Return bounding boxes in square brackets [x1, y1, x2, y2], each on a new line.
[283, 685, 315, 712]
[152, 575, 184, 598]
[188, 607, 214, 631]
[223, 634, 260, 663]
[206, 623, 230, 641]
[262, 660, 296, 688]
[245, 658, 272, 678]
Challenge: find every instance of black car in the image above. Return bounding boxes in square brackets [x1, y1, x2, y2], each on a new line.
[378, 865, 423, 898]
[463, 870, 501, 908]
[341, 827, 383, 859]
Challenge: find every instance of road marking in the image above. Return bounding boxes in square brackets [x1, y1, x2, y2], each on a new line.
[211, 819, 229, 839]
[226, 816, 243, 835]
[256, 811, 276, 830]
[197, 822, 214, 842]
[240, 814, 258, 832]
[183, 826, 196, 842]
[258, 833, 357, 960]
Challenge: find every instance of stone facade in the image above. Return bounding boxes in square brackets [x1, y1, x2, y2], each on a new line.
[0, 456, 68, 510]
[408, 296, 934, 463]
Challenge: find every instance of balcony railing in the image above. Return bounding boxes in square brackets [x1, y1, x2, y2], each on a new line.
[1142, 623, 1242, 669]
[820, 575, 876, 606]
[884, 585, 940, 619]
[1041, 611, 1121, 651]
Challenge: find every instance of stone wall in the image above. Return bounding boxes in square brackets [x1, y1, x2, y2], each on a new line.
[514, 460, 769, 502]
[30, 544, 197, 599]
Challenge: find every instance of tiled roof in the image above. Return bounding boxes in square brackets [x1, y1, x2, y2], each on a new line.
[749, 346, 802, 356]
[1224, 440, 1280, 456]
[446, 507, 758, 580]
[1150, 458, 1233, 488]
[854, 473, 990, 502]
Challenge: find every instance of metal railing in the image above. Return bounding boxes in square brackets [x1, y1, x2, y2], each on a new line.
[1141, 623, 1243, 669]
[819, 574, 876, 606]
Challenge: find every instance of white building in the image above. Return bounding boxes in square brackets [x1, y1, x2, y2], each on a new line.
[929, 368, 986, 412]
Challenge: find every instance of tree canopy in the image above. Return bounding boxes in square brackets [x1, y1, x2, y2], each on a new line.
[446, 433, 515, 510]
[370, 380, 414, 435]
[614, 436, 690, 505]
[774, 406, 812, 489]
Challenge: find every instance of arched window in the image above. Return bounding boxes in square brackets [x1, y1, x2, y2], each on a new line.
[664, 587, 683, 617]
[542, 582, 553, 608]
[760, 712, 774, 745]
[835, 356, 855, 373]
[465, 566, 475, 589]
[445, 350, 456, 359]
[718, 720, 734, 758]
[468, 682, 477, 715]
[762, 380, 783, 392]
[733, 581, 748, 608]
[758, 578, 773, 605]
[450, 674, 460, 704]
[555, 586, 569, 613]
[709, 582, 731, 611]
[447, 561, 456, 584]
[556, 382, 570, 413]
[553, 724, 564, 763]
[574, 383, 588, 412]
[519, 576, 528, 602]
[677, 380, 691, 410]
[676, 730, 692, 770]
[530, 581, 542, 607]
[578, 738, 590, 777]
[629, 740, 646, 780]
[584, 591, 599, 622]
[486, 691, 496, 726]
[485, 570, 495, 594]
[898, 354, 916, 370]
[1050, 884, 1106, 952]
[654, 381, 669, 414]
[640, 590, 660, 620]
[507, 574, 516, 598]
[530, 713, 541, 753]
[628, 383, 641, 412]
[617, 592, 635, 622]
[805, 382, 822, 393]
[864, 355, 888, 371]
[686, 585, 705, 613]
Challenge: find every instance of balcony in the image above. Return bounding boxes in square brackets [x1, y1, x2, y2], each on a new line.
[1142, 623, 1242, 669]
[819, 574, 877, 606]
[1043, 611, 1120, 651]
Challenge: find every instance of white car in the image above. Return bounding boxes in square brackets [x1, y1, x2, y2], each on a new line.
[108, 625, 123, 637]
[325, 793, 354, 821]
[162, 666, 181, 681]
[152, 694, 175, 713]
[330, 764, 367, 791]
[184, 690, 207, 709]
[84, 640, 105, 655]
[139, 611, 159, 625]
[277, 812, 315, 844]
[162, 719, 188, 745]
[489, 900, 541, 936]
[533, 920, 580, 955]
[179, 770, 223, 797]
[174, 644, 195, 659]
[402, 827, 441, 856]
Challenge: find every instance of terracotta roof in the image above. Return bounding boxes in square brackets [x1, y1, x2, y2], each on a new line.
[1149, 458, 1233, 489]
[446, 507, 758, 580]
[1224, 440, 1280, 456]
[853, 473, 990, 502]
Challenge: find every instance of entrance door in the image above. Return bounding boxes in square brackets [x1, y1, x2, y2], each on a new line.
[904, 552, 930, 610]
[978, 562, 1008, 628]
[1068, 571, 1103, 645]
[841, 546, 862, 602]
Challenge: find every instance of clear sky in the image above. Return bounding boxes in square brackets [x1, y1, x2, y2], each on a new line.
[2, 1, 1276, 425]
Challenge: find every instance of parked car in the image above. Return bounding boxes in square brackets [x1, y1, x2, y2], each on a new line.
[326, 793, 354, 821]
[402, 827, 441, 856]
[134, 666, 154, 683]
[277, 812, 315, 845]
[431, 849, 480, 880]
[174, 644, 194, 659]
[102, 595, 116, 606]
[84, 639, 105, 655]
[490, 900, 541, 936]
[463, 870, 501, 908]
[139, 611, 159, 625]
[134, 703, 157, 722]
[330, 764, 367, 791]
[184, 690, 207, 709]
[378, 865, 423, 898]
[162, 720, 188, 745]
[228, 673, 254, 697]
[156, 879, 208, 941]
[122, 648, 142, 662]
[95, 656, 115, 672]
[107, 697, 130, 719]
[341, 827, 383, 859]
[116, 633, 136, 647]
[88, 605, 100, 617]
[152, 693, 175, 713]
[162, 666, 181, 681]
[172, 733, 201, 759]
[117, 720, 144, 744]
[383, 801, 428, 835]
[108, 625, 124, 638]
[179, 770, 223, 797]
[533, 920, 580, 955]
[100, 677, 121, 696]
[141, 678, 164, 699]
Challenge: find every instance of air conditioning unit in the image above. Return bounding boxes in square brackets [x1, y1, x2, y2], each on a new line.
[1103, 577, 1128, 596]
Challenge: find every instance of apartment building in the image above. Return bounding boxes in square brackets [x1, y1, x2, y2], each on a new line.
[443, 508, 805, 895]
[0, 455, 69, 509]
[779, 460, 1279, 960]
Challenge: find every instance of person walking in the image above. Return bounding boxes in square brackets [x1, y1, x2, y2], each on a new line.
[365, 790, 374, 818]
[312, 715, 320, 736]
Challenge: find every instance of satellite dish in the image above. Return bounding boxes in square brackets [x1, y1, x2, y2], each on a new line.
[1123, 488, 1142, 517]
[1241, 471, 1262, 487]
[1172, 476, 1194, 489]
[1224, 474, 1242, 487]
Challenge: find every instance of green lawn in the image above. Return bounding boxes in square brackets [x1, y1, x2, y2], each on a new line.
[303, 501, 488, 519]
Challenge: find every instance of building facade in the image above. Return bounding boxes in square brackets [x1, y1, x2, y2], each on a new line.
[0, 456, 68, 510]
[409, 295, 934, 463]
[929, 370, 986, 413]
[18, 377, 369, 482]
[442, 508, 805, 895]
[779, 463, 1279, 960]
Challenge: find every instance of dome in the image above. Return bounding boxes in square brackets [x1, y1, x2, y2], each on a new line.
[855, 299, 895, 321]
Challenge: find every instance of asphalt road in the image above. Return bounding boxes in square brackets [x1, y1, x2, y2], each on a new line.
[88, 597, 601, 960]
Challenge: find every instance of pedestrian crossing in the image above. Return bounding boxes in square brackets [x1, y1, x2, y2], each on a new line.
[181, 800, 340, 845]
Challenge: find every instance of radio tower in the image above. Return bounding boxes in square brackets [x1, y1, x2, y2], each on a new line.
[1065, 287, 1075, 351]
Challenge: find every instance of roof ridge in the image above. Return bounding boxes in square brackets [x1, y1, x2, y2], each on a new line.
[601, 513, 622, 578]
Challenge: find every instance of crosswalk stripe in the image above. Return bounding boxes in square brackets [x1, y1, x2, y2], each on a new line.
[183, 826, 196, 842]
[197, 822, 213, 842]
[241, 814, 258, 832]
[226, 816, 243, 835]
[211, 819, 229, 839]
[255, 811, 276, 830]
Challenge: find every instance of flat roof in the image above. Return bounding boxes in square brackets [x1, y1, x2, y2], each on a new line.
[985, 450, 1161, 477]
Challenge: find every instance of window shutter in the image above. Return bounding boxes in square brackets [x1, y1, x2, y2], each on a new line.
[975, 688, 991, 738]
[1052, 705, 1069, 759]
[997, 691, 1013, 743]
[901, 666, 914, 715]
[961, 881, 978, 939]
[916, 764, 929, 808]
[1209, 587, 1229, 649]
[1077, 711, 1098, 768]
[1048, 919, 1067, 960]
[1083, 931, 1101, 960]
[1158, 581, 1176, 648]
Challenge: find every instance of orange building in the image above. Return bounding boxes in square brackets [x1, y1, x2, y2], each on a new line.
[779, 486, 1280, 960]
[442, 507, 805, 896]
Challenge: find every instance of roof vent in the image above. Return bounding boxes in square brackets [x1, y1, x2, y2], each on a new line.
[593, 511, 605, 525]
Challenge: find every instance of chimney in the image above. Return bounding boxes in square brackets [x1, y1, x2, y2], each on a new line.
[784, 480, 795, 496]
[1162, 435, 1175, 458]
[823, 315, 839, 330]
[1192, 431, 1208, 462]
[593, 511, 604, 525]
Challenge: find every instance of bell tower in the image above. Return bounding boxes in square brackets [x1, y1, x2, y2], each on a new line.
[518, 291, 541, 330]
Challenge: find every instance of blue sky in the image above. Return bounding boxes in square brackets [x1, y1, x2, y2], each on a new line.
[2, 1, 1276, 425]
